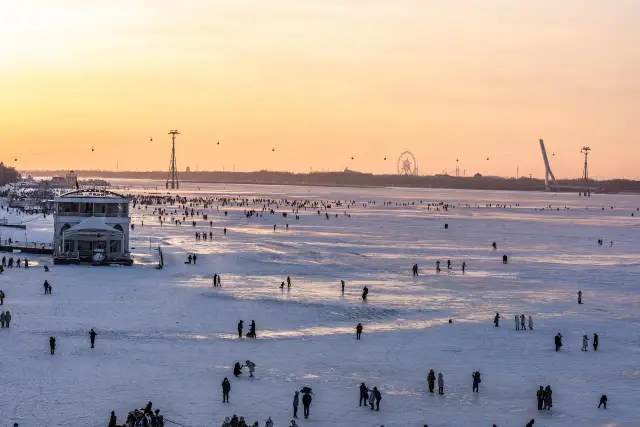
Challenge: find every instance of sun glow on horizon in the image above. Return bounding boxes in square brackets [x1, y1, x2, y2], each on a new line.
[0, 1, 638, 179]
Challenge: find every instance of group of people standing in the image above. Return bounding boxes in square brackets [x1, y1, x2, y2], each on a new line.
[493, 313, 533, 330]
[535, 386, 553, 410]
[358, 383, 382, 411]
[427, 370, 445, 395]
[515, 314, 533, 331]
[237, 320, 257, 338]
[221, 415, 273, 427]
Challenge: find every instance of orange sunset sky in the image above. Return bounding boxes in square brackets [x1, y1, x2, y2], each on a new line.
[0, 1, 638, 179]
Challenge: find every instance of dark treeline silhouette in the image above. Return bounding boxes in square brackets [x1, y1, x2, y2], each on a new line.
[0, 162, 20, 186]
[24, 169, 640, 194]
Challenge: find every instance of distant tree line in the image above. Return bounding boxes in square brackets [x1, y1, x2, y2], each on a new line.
[23, 169, 640, 194]
[0, 162, 20, 185]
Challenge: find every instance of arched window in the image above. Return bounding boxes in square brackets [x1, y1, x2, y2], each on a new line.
[113, 224, 124, 233]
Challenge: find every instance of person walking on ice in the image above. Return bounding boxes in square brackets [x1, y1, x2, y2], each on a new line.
[437, 372, 444, 395]
[4, 310, 10, 327]
[89, 329, 97, 348]
[222, 377, 231, 402]
[292, 391, 299, 418]
[237, 320, 244, 338]
[0, 311, 5, 328]
[427, 370, 436, 393]
[356, 323, 363, 340]
[49, 336, 56, 355]
[578, 290, 583, 304]
[245, 360, 256, 377]
[593, 333, 599, 351]
[515, 315, 519, 330]
[462, 261, 466, 274]
[555, 333, 563, 352]
[494, 312, 500, 327]
[520, 314, 526, 331]
[472, 371, 481, 393]
[528, 316, 533, 330]
[302, 389, 312, 419]
[582, 334, 589, 351]
[598, 394, 607, 409]
[536, 386, 545, 410]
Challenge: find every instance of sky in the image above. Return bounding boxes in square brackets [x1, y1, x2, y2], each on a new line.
[0, 0, 638, 179]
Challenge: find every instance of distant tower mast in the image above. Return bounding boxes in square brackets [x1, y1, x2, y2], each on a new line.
[581, 146, 591, 196]
[166, 130, 180, 189]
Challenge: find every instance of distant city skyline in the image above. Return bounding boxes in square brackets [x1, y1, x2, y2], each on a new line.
[1, 1, 638, 179]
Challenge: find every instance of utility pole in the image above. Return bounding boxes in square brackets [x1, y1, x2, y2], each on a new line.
[455, 159, 460, 177]
[581, 146, 591, 196]
[166, 130, 180, 189]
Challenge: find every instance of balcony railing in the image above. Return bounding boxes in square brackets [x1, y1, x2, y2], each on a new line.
[57, 212, 129, 218]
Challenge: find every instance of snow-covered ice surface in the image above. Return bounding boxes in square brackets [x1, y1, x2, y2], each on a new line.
[1, 181, 640, 427]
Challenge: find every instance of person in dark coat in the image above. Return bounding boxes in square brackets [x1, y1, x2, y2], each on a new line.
[0, 289, 4, 305]
[554, 333, 563, 351]
[472, 371, 481, 392]
[222, 377, 231, 402]
[543, 386, 552, 410]
[287, 276, 291, 287]
[536, 386, 545, 410]
[598, 394, 607, 409]
[248, 320, 256, 338]
[362, 286, 369, 301]
[356, 323, 363, 340]
[187, 254, 192, 264]
[359, 383, 368, 406]
[526, 420, 535, 427]
[341, 280, 345, 293]
[89, 329, 97, 348]
[302, 390, 312, 418]
[4, 310, 10, 327]
[292, 391, 299, 418]
[494, 312, 500, 327]
[234, 362, 243, 377]
[144, 402, 153, 415]
[372, 387, 381, 411]
[502, 255, 508, 264]
[238, 320, 244, 338]
[108, 411, 117, 427]
[593, 333, 599, 351]
[44, 280, 50, 295]
[49, 336, 56, 355]
[427, 370, 436, 393]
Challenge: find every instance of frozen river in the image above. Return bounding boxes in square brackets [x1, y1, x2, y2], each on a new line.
[1, 182, 639, 427]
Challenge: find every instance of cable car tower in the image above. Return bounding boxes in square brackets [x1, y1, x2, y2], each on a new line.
[166, 130, 180, 190]
[580, 146, 591, 196]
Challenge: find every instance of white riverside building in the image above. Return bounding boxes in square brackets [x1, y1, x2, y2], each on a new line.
[52, 189, 132, 265]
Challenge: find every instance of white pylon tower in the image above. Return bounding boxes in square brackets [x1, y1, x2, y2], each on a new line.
[539, 139, 557, 191]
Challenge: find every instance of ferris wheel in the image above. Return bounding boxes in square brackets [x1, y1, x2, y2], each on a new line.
[397, 151, 418, 176]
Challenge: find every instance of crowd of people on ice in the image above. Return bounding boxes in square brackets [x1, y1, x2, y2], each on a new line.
[1, 193, 624, 427]
[108, 402, 164, 427]
[0, 255, 30, 272]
